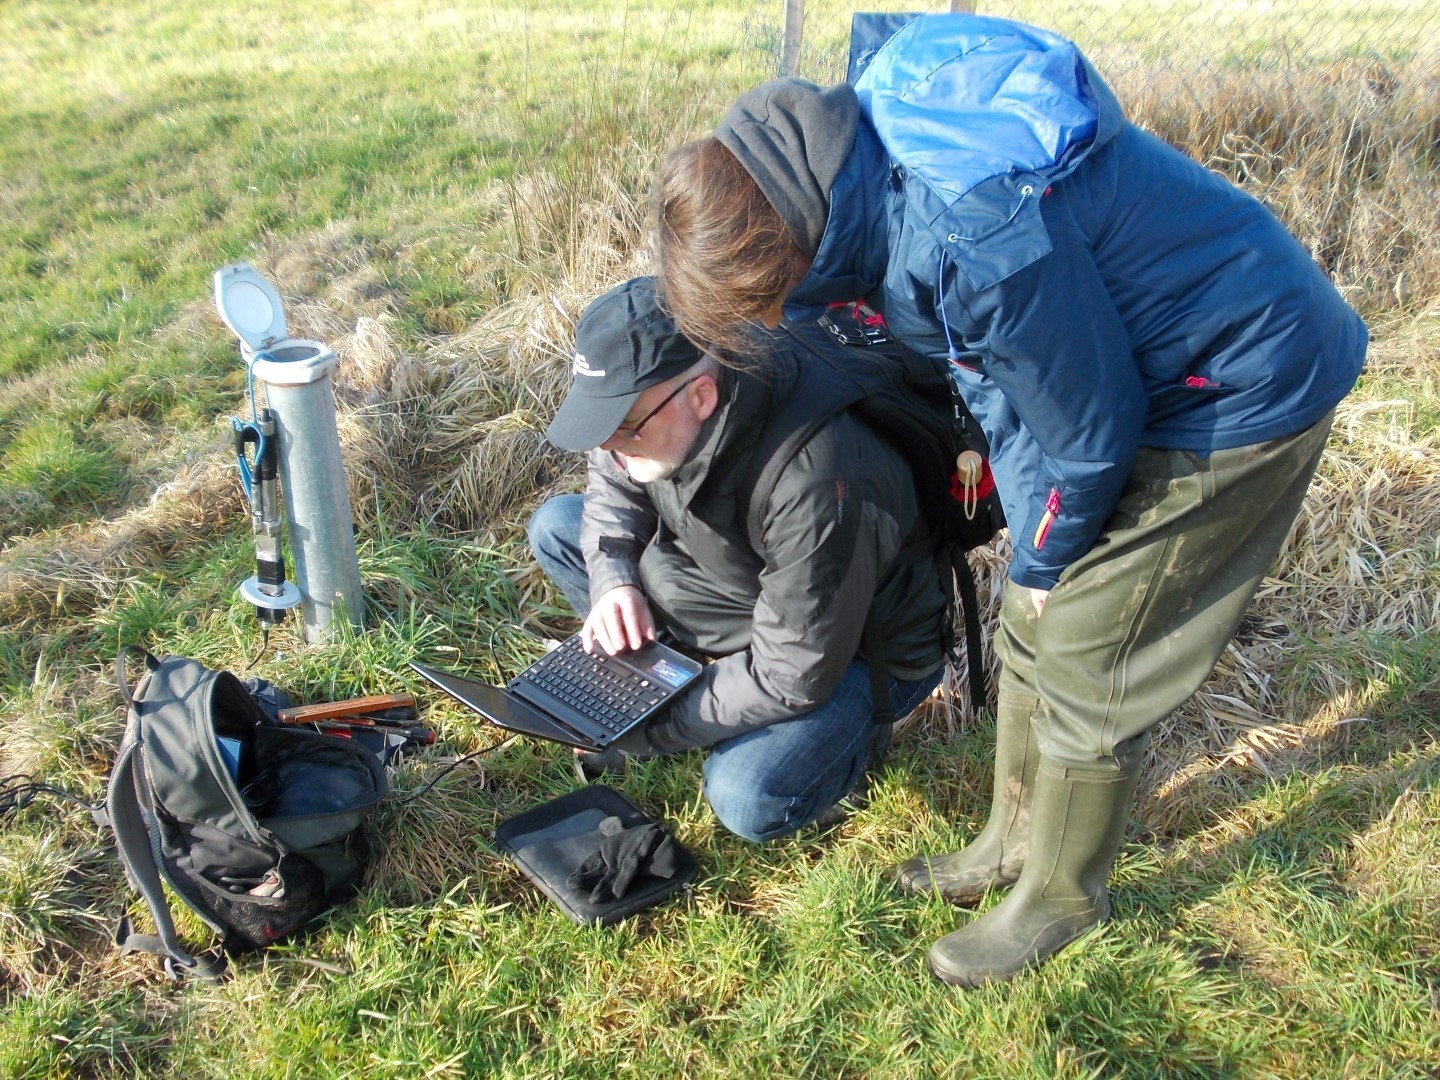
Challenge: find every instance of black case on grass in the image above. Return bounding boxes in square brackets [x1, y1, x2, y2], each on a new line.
[493, 785, 697, 926]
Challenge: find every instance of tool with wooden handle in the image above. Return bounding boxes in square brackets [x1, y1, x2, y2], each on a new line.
[277, 693, 415, 725]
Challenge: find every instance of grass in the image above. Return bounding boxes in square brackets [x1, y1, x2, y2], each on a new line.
[1, 0, 1439, 1076]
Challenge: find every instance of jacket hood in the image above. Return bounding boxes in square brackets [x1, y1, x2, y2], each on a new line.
[784, 121, 892, 311]
[854, 14, 1125, 205]
[792, 13, 1130, 308]
[715, 79, 860, 259]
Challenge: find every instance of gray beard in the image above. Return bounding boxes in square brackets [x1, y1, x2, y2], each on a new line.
[622, 456, 682, 484]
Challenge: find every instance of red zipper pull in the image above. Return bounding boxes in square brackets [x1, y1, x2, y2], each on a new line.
[1033, 488, 1062, 550]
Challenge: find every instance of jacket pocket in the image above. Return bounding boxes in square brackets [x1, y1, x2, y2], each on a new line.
[1145, 376, 1230, 424]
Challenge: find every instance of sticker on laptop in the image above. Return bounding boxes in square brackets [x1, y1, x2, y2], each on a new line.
[648, 659, 694, 688]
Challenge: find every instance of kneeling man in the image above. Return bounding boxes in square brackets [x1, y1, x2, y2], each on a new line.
[528, 277, 949, 841]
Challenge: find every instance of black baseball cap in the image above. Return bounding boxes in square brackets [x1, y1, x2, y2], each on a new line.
[545, 277, 704, 452]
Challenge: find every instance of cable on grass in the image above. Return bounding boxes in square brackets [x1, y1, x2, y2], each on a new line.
[391, 736, 518, 807]
[243, 625, 272, 672]
[0, 774, 99, 820]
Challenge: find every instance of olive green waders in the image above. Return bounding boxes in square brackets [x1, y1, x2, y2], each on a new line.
[923, 410, 1335, 986]
[895, 671, 1041, 903]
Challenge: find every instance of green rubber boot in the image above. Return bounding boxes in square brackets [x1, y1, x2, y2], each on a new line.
[927, 749, 1144, 987]
[895, 681, 1041, 905]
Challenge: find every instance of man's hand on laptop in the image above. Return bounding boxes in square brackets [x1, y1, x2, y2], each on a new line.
[581, 585, 657, 656]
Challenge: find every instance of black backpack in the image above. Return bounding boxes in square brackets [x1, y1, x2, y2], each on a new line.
[102, 647, 387, 979]
[741, 306, 1007, 715]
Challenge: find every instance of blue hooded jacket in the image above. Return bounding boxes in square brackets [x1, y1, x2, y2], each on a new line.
[773, 14, 1366, 589]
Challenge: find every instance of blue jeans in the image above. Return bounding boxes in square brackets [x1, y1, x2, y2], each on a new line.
[527, 494, 943, 841]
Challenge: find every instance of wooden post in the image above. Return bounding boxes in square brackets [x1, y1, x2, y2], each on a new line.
[782, 0, 805, 75]
[950, 0, 977, 12]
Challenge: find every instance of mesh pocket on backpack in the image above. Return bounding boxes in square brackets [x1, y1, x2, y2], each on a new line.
[173, 852, 326, 952]
[159, 813, 328, 952]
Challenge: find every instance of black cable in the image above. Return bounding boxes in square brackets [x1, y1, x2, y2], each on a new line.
[390, 736, 518, 807]
[243, 624, 271, 673]
[0, 774, 100, 819]
[484, 621, 541, 677]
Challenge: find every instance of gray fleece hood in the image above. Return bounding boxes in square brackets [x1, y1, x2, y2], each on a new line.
[715, 79, 860, 259]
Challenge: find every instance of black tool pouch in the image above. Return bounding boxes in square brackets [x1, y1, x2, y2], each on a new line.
[494, 785, 697, 926]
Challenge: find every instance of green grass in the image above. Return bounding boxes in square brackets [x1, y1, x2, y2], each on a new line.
[1, 0, 1438, 1076]
[0, 0, 752, 380]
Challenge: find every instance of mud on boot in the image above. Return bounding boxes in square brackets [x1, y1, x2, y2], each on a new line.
[896, 684, 1040, 905]
[927, 751, 1143, 987]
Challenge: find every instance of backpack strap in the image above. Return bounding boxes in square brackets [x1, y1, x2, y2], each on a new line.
[106, 741, 227, 981]
[739, 364, 861, 555]
[107, 652, 228, 982]
[861, 620, 896, 725]
[114, 645, 158, 711]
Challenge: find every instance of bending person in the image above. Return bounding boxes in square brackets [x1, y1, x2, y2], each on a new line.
[651, 13, 1366, 984]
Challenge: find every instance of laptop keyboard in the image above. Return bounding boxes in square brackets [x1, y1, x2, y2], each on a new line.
[522, 636, 668, 734]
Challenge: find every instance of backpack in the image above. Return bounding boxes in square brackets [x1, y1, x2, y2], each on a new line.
[742, 304, 1006, 716]
[101, 647, 387, 980]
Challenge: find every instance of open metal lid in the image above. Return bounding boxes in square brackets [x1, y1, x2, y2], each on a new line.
[213, 262, 288, 352]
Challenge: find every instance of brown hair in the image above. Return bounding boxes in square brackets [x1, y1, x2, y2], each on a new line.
[651, 136, 810, 359]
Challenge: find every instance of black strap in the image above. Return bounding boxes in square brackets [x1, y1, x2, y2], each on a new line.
[114, 918, 227, 982]
[738, 369, 861, 554]
[951, 549, 986, 712]
[861, 620, 895, 725]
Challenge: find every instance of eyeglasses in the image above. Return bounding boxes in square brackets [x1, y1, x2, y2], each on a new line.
[611, 377, 700, 442]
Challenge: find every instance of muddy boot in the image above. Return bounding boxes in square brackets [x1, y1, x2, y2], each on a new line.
[895, 682, 1040, 905]
[927, 746, 1145, 987]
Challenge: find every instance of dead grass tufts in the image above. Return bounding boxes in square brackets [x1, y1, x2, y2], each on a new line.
[0, 455, 242, 625]
[1119, 56, 1440, 315]
[329, 266, 400, 322]
[264, 223, 392, 298]
[326, 155, 653, 534]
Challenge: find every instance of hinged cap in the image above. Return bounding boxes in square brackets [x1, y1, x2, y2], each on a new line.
[213, 262, 288, 352]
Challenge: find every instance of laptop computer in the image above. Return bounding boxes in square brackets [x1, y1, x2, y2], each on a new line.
[409, 633, 704, 751]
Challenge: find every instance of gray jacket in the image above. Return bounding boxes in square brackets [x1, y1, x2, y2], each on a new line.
[581, 352, 948, 755]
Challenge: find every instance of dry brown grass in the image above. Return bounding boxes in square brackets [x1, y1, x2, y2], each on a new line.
[0, 456, 244, 625]
[1120, 54, 1440, 312]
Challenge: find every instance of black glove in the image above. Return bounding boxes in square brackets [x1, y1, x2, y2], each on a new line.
[566, 816, 680, 903]
[573, 745, 629, 782]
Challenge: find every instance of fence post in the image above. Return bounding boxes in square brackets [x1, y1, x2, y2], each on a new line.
[782, 0, 804, 75]
[950, 0, 977, 12]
